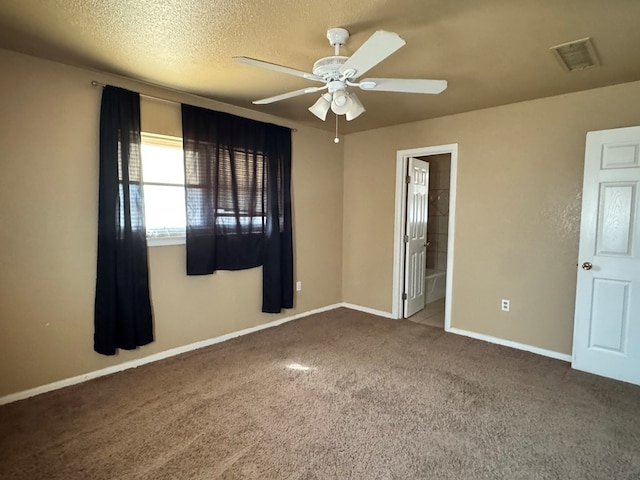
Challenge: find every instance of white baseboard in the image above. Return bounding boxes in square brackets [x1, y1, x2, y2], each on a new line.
[0, 303, 343, 406]
[0, 304, 572, 405]
[340, 302, 396, 319]
[339, 305, 571, 363]
[446, 326, 572, 362]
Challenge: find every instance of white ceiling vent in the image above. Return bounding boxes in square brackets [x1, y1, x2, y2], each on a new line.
[550, 37, 600, 72]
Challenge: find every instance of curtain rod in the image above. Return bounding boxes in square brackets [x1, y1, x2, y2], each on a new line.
[90, 81, 297, 132]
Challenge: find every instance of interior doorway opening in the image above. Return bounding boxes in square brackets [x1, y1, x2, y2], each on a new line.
[416, 153, 451, 328]
[391, 144, 458, 332]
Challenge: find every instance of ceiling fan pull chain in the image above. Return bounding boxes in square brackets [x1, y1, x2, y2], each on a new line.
[334, 114, 340, 143]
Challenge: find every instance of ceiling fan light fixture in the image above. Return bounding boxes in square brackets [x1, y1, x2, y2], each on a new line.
[345, 93, 365, 121]
[308, 93, 332, 120]
[331, 90, 351, 114]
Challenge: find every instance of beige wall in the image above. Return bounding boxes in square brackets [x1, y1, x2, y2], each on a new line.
[0, 48, 344, 397]
[343, 80, 640, 355]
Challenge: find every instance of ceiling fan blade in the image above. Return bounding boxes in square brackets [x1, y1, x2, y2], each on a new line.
[253, 86, 325, 105]
[339, 31, 406, 79]
[234, 56, 323, 82]
[358, 78, 448, 94]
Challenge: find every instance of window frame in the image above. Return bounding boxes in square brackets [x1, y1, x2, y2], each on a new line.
[140, 132, 186, 247]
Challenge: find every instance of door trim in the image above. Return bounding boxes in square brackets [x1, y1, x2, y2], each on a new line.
[392, 144, 458, 331]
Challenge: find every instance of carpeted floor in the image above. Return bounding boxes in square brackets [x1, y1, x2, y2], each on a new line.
[1, 308, 639, 479]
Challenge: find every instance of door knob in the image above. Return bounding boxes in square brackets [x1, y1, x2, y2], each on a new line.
[424, 241, 431, 247]
[582, 262, 593, 270]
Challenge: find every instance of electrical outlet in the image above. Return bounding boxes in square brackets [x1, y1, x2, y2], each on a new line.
[296, 281, 302, 292]
[501, 299, 510, 312]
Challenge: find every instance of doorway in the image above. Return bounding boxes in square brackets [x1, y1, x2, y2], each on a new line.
[417, 153, 451, 328]
[391, 144, 458, 332]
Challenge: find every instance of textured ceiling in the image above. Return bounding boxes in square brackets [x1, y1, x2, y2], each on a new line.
[1, 0, 640, 133]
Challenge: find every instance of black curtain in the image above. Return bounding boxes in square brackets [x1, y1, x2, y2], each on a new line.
[181, 104, 293, 313]
[94, 86, 154, 355]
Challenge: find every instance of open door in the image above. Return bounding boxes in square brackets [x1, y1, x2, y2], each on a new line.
[403, 157, 429, 318]
[573, 126, 640, 386]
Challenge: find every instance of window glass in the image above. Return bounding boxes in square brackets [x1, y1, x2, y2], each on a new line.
[140, 133, 186, 244]
[143, 185, 186, 231]
[140, 143, 184, 184]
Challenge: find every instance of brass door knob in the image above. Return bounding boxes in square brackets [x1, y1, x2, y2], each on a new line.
[582, 262, 593, 270]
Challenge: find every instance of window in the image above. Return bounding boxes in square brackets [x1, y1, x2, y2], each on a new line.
[210, 148, 266, 230]
[140, 133, 186, 246]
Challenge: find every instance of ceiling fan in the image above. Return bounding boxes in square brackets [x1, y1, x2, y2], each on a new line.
[234, 28, 447, 122]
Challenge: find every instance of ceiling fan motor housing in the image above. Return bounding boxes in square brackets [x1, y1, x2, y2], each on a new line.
[312, 56, 349, 82]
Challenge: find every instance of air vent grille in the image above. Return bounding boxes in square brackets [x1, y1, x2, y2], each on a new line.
[550, 37, 600, 72]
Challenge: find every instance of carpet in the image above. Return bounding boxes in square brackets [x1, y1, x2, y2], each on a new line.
[1, 308, 639, 479]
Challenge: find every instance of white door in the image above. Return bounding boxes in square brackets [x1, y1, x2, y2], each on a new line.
[404, 157, 429, 318]
[573, 126, 640, 386]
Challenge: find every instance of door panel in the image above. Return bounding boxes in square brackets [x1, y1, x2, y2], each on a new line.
[573, 126, 640, 386]
[597, 183, 635, 255]
[404, 157, 429, 318]
[588, 278, 629, 352]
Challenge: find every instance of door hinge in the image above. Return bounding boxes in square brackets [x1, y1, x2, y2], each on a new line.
[402, 292, 408, 300]
[405, 175, 411, 184]
[404, 235, 409, 243]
